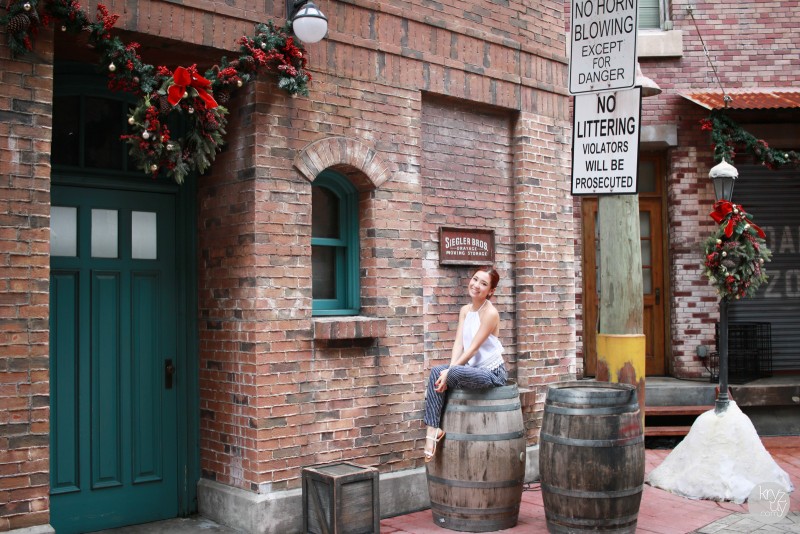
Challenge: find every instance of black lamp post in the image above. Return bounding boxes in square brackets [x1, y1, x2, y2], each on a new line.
[709, 160, 737, 414]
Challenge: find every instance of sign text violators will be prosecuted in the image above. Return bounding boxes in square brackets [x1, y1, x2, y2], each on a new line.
[571, 88, 641, 195]
[569, 0, 638, 94]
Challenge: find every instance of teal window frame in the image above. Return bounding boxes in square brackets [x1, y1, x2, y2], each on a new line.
[312, 171, 360, 316]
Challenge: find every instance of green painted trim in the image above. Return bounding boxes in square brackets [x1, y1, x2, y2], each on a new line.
[311, 171, 360, 316]
[51, 62, 199, 523]
[176, 177, 200, 515]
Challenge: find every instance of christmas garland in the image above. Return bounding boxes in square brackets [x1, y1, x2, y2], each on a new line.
[1, 0, 312, 183]
[700, 110, 800, 169]
[703, 200, 771, 300]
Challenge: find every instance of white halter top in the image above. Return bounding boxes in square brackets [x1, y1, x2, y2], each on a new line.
[462, 301, 505, 370]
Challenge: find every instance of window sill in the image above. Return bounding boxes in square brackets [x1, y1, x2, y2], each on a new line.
[313, 316, 387, 340]
[638, 29, 684, 58]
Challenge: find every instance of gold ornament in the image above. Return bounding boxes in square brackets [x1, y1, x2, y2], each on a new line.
[109, 63, 117, 72]
[23, 2, 32, 11]
[142, 131, 150, 140]
[150, 164, 159, 172]
[128, 117, 135, 125]
[237, 80, 243, 87]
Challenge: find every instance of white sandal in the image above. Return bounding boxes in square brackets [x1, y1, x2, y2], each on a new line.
[424, 430, 445, 463]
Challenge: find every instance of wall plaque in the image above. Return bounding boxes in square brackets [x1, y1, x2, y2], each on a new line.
[439, 227, 495, 266]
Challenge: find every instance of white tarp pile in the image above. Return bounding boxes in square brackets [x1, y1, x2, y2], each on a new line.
[646, 401, 794, 503]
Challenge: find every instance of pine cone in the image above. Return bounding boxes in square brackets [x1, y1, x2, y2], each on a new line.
[158, 96, 172, 114]
[721, 258, 738, 270]
[240, 56, 256, 72]
[216, 91, 230, 105]
[7, 13, 31, 33]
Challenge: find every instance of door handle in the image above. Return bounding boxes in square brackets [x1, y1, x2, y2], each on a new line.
[655, 288, 660, 305]
[165, 359, 175, 389]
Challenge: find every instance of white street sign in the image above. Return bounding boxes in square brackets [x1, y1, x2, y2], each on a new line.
[572, 88, 641, 195]
[569, 0, 638, 95]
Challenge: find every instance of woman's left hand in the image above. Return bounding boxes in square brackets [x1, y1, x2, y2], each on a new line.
[434, 369, 449, 393]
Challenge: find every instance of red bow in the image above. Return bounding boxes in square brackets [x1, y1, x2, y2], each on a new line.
[709, 200, 766, 239]
[710, 200, 733, 224]
[167, 66, 218, 109]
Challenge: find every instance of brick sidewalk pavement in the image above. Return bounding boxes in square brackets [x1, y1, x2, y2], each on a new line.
[381, 436, 799, 534]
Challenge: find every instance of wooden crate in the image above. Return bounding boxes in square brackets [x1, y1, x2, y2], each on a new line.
[302, 462, 380, 534]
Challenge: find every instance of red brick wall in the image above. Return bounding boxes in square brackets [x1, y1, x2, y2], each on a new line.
[0, 0, 573, 527]
[191, 0, 572, 492]
[0, 26, 54, 532]
[420, 96, 517, 374]
[512, 109, 575, 437]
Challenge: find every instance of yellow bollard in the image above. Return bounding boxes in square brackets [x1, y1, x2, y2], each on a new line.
[597, 333, 646, 429]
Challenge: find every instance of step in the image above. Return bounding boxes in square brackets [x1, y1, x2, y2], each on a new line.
[646, 405, 714, 416]
[645, 425, 691, 437]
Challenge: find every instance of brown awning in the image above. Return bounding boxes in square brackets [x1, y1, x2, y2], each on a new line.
[680, 88, 800, 110]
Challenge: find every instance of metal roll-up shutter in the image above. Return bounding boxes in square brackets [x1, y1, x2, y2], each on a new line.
[727, 164, 800, 372]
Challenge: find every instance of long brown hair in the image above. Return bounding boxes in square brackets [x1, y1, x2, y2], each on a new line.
[473, 266, 500, 297]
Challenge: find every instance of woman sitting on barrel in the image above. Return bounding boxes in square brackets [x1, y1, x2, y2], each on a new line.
[423, 265, 507, 462]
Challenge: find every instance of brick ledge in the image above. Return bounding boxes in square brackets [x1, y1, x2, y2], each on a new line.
[313, 316, 387, 340]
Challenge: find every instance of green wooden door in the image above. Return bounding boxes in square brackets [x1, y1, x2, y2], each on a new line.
[50, 184, 179, 533]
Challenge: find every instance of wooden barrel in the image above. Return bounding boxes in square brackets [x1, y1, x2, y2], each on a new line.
[539, 382, 644, 534]
[426, 383, 526, 532]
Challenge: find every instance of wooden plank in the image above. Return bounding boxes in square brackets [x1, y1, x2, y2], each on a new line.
[645, 426, 691, 437]
[645, 405, 714, 416]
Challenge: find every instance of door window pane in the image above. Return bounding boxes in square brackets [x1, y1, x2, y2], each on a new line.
[91, 209, 118, 258]
[132, 212, 157, 260]
[312, 246, 336, 299]
[641, 241, 652, 266]
[84, 97, 124, 170]
[52, 96, 81, 166]
[639, 212, 651, 238]
[643, 267, 653, 294]
[312, 187, 340, 238]
[638, 160, 656, 193]
[51, 206, 78, 257]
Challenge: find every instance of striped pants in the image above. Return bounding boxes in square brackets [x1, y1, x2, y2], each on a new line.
[423, 364, 508, 429]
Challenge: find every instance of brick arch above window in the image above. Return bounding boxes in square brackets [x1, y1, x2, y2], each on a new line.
[293, 136, 391, 190]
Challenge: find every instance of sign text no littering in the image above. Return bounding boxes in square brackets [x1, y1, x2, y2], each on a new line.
[571, 88, 641, 195]
[569, 0, 638, 95]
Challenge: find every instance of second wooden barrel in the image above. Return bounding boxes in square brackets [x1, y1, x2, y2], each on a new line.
[539, 382, 644, 534]
[426, 383, 526, 532]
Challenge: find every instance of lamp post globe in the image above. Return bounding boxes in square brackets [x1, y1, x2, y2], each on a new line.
[291, 1, 328, 43]
[709, 160, 737, 202]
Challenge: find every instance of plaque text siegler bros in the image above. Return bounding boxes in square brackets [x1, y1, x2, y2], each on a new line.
[439, 227, 495, 266]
